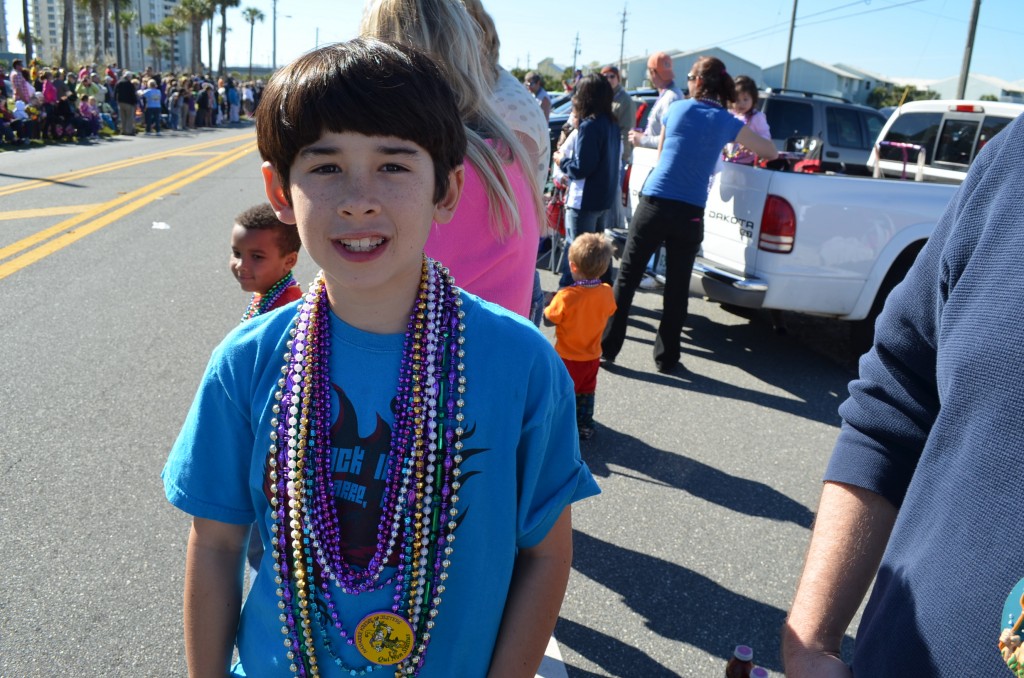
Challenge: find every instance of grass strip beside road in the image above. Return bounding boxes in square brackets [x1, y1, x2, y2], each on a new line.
[0, 142, 257, 282]
[0, 131, 254, 198]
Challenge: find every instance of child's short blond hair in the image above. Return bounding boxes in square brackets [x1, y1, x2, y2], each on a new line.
[568, 233, 612, 280]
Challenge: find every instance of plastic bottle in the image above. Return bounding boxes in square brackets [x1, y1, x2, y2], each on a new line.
[725, 645, 754, 678]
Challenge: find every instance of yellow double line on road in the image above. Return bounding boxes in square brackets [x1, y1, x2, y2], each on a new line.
[0, 132, 254, 198]
[0, 140, 258, 282]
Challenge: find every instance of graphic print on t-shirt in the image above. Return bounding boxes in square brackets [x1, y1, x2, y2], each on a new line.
[262, 381, 484, 570]
[327, 382, 395, 567]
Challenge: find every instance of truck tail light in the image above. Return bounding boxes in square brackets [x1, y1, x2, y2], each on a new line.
[759, 195, 796, 253]
[949, 104, 983, 113]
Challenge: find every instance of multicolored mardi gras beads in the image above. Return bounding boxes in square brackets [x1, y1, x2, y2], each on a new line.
[267, 257, 466, 677]
[240, 271, 300, 322]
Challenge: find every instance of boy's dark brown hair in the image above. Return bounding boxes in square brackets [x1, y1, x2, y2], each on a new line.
[235, 202, 302, 255]
[568, 233, 612, 280]
[255, 38, 467, 204]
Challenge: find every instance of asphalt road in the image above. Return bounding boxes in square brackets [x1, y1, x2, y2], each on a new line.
[0, 126, 864, 677]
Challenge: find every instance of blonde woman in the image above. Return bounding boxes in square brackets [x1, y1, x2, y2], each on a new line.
[362, 0, 543, 318]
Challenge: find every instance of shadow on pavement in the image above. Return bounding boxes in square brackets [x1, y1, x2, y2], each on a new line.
[568, 530, 789, 672]
[584, 426, 814, 529]
[556, 617, 677, 677]
[607, 309, 850, 428]
[0, 172, 86, 186]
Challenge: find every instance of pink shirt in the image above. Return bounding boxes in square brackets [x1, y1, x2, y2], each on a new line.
[424, 157, 540, 318]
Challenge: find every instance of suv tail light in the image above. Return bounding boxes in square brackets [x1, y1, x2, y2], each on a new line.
[759, 195, 796, 253]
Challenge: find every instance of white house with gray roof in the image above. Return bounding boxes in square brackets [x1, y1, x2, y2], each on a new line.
[622, 47, 762, 93]
[762, 58, 871, 104]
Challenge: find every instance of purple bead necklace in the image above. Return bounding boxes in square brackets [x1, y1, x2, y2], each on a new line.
[267, 257, 466, 676]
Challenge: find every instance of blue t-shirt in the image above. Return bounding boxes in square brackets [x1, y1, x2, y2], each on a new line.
[642, 99, 744, 208]
[163, 292, 600, 677]
[141, 87, 162, 109]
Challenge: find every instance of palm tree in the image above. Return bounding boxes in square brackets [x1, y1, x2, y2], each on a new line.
[161, 16, 187, 72]
[77, 0, 103, 61]
[242, 7, 264, 81]
[60, 0, 75, 70]
[175, 0, 214, 75]
[20, 0, 33, 60]
[204, 12, 214, 76]
[218, 0, 241, 75]
[16, 28, 41, 58]
[140, 22, 164, 71]
[101, 0, 110, 56]
[117, 7, 136, 69]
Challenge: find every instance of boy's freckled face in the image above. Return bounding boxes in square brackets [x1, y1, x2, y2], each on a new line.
[265, 131, 462, 307]
[229, 225, 295, 294]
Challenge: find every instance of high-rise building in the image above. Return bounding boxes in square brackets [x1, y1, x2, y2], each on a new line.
[27, 0, 195, 72]
[0, 0, 9, 53]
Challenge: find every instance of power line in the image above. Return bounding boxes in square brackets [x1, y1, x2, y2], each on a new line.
[693, 0, 927, 54]
[797, 0, 926, 30]
[901, 4, 1024, 36]
[692, 0, 883, 52]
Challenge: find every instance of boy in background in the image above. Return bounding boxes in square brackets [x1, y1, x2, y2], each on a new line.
[229, 202, 302, 322]
[163, 38, 597, 677]
[545, 232, 616, 440]
[230, 202, 302, 576]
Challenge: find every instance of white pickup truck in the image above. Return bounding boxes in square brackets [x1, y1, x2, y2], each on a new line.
[625, 100, 1022, 341]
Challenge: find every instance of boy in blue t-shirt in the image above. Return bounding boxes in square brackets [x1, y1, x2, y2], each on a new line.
[162, 38, 599, 677]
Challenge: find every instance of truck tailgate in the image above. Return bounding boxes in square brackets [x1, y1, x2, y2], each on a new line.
[702, 164, 775, 275]
[627, 154, 770, 277]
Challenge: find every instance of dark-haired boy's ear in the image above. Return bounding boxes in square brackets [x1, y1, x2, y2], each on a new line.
[432, 165, 465, 225]
[283, 249, 299, 271]
[261, 161, 296, 225]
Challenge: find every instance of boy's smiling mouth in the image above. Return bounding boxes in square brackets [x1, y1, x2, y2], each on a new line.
[337, 236, 386, 253]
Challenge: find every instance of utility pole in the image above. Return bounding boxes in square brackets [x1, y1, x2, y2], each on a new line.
[571, 32, 581, 75]
[618, 3, 627, 78]
[782, 0, 798, 89]
[114, 0, 123, 68]
[956, 0, 982, 99]
[272, 0, 278, 69]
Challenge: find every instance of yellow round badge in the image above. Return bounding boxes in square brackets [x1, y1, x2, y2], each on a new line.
[354, 611, 414, 665]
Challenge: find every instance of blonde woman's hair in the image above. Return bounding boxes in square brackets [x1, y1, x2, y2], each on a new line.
[361, 0, 541, 240]
[460, 0, 499, 81]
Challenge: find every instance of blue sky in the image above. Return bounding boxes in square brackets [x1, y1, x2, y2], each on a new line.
[9, 0, 1023, 84]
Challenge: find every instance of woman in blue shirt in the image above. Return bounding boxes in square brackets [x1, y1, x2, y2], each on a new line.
[140, 78, 163, 134]
[554, 73, 621, 287]
[601, 56, 777, 373]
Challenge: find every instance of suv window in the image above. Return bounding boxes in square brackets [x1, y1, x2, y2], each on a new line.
[864, 112, 885, 146]
[978, 115, 1015, 155]
[826, 106, 864, 148]
[879, 112, 942, 162]
[934, 119, 978, 166]
[762, 99, 814, 139]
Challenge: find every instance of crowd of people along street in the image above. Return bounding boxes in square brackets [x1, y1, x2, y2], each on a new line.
[1, 57, 263, 145]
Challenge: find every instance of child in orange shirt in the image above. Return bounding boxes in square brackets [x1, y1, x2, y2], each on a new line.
[545, 232, 616, 440]
[229, 203, 303, 321]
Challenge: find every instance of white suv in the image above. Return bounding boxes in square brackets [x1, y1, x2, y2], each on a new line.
[869, 99, 1024, 183]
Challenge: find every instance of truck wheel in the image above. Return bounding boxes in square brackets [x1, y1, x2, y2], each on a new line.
[850, 242, 925, 353]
